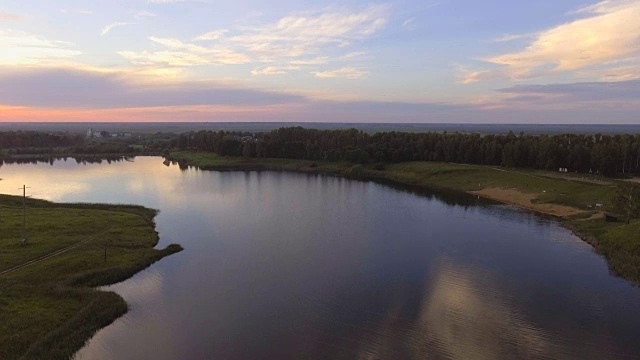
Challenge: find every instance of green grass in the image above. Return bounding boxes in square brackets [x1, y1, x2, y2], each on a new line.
[169, 151, 617, 211]
[383, 163, 618, 211]
[168, 150, 350, 173]
[169, 150, 639, 285]
[569, 220, 640, 282]
[0, 195, 183, 360]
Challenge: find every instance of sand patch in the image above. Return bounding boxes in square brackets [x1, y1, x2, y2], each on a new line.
[471, 187, 585, 218]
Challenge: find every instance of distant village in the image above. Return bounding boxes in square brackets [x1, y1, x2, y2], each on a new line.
[86, 128, 131, 139]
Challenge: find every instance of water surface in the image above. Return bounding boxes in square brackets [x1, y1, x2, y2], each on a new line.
[1, 157, 639, 359]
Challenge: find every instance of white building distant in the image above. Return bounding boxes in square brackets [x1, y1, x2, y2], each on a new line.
[86, 128, 103, 139]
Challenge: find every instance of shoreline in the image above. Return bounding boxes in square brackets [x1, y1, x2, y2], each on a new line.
[166, 153, 589, 219]
[0, 152, 161, 161]
[166, 151, 639, 286]
[0, 196, 183, 360]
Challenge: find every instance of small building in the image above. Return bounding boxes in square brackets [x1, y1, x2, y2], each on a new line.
[605, 213, 619, 222]
[86, 128, 103, 139]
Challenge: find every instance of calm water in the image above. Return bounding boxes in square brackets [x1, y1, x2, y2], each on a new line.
[1, 157, 640, 359]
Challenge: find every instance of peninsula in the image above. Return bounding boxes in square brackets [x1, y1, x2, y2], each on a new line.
[0, 195, 182, 360]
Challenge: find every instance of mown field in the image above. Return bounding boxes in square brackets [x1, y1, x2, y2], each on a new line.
[0, 195, 182, 360]
[168, 151, 639, 285]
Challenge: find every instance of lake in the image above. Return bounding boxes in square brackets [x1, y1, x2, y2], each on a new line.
[1, 157, 639, 359]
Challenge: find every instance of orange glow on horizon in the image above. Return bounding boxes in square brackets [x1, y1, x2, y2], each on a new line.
[0, 104, 301, 122]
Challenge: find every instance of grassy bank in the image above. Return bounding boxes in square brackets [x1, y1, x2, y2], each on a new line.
[0, 195, 183, 360]
[168, 150, 639, 285]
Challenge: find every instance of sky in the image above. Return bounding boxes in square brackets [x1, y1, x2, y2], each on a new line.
[0, 0, 639, 123]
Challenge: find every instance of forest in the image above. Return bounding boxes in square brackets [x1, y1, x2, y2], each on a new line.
[2, 128, 639, 177]
[0, 131, 172, 156]
[173, 127, 640, 177]
[0, 131, 84, 149]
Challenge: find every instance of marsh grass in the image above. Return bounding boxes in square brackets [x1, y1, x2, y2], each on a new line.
[0, 195, 182, 360]
[568, 220, 640, 283]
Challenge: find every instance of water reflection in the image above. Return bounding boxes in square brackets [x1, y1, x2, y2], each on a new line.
[1, 157, 640, 359]
[351, 260, 587, 360]
[332, 260, 552, 360]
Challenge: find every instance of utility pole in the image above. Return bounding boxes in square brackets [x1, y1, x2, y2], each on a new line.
[19, 185, 30, 246]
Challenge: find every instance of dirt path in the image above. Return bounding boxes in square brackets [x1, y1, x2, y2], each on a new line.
[0, 227, 112, 277]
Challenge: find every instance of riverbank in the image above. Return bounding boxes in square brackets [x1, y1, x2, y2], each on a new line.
[0, 152, 161, 162]
[167, 151, 639, 285]
[0, 195, 183, 360]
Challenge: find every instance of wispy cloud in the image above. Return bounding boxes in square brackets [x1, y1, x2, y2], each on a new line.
[458, 69, 503, 84]
[229, 4, 389, 61]
[119, 36, 249, 66]
[491, 33, 532, 43]
[338, 52, 367, 60]
[289, 57, 329, 65]
[0, 30, 81, 64]
[313, 67, 369, 79]
[402, 17, 416, 30]
[193, 29, 228, 41]
[101, 22, 135, 36]
[135, 11, 157, 18]
[602, 66, 640, 81]
[398, 0, 440, 30]
[121, 5, 387, 74]
[251, 66, 300, 75]
[0, 10, 21, 21]
[470, 0, 640, 81]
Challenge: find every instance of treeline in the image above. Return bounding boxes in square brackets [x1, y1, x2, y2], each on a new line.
[0, 156, 130, 167]
[0, 131, 170, 156]
[0, 131, 84, 149]
[173, 127, 640, 177]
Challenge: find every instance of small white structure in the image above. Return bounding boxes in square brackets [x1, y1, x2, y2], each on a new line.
[86, 128, 103, 139]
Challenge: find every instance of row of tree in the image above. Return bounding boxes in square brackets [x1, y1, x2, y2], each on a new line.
[0, 131, 85, 149]
[0, 131, 174, 156]
[3, 128, 640, 177]
[173, 127, 640, 177]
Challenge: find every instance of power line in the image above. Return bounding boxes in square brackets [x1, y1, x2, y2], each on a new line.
[18, 185, 30, 246]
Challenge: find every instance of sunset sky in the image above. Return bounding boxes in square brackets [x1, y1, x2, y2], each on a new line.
[1, 0, 639, 123]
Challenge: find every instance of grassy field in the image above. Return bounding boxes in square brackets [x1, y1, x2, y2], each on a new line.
[570, 220, 640, 282]
[168, 151, 639, 285]
[0, 195, 182, 360]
